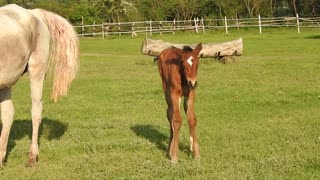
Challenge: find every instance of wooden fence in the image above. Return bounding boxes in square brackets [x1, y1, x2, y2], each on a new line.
[74, 14, 320, 38]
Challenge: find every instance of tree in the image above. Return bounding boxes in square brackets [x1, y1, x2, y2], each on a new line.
[69, 2, 100, 25]
[241, 0, 258, 17]
[292, 0, 297, 15]
[295, 0, 319, 16]
[217, 0, 244, 18]
[31, 0, 70, 16]
[3, 0, 318, 23]
[110, 0, 136, 22]
[173, 0, 202, 20]
[90, 0, 136, 23]
[133, 0, 175, 21]
[240, 0, 279, 17]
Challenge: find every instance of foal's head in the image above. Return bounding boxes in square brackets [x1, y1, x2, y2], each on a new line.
[179, 43, 202, 88]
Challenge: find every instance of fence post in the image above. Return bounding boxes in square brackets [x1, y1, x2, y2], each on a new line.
[145, 26, 148, 37]
[258, 15, 262, 34]
[131, 23, 137, 37]
[149, 20, 152, 36]
[173, 19, 176, 35]
[194, 18, 199, 33]
[201, 17, 205, 34]
[296, 13, 300, 33]
[93, 21, 96, 36]
[118, 21, 121, 36]
[160, 21, 163, 35]
[236, 13, 239, 31]
[105, 25, 109, 37]
[224, 16, 228, 34]
[81, 16, 84, 37]
[101, 24, 104, 39]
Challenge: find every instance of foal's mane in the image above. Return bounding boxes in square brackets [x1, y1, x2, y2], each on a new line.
[182, 46, 193, 52]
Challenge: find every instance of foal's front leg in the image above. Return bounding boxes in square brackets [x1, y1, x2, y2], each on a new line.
[0, 88, 14, 166]
[184, 90, 200, 159]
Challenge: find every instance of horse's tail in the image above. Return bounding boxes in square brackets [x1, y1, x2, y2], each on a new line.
[34, 9, 79, 102]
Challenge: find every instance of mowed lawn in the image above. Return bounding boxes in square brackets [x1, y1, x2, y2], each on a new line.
[1, 28, 319, 179]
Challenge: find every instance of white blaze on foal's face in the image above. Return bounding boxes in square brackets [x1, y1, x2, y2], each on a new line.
[187, 56, 193, 66]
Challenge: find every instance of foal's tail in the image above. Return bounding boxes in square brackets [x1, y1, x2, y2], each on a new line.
[35, 9, 79, 102]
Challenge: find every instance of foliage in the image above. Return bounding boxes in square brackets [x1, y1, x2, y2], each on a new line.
[69, 2, 100, 25]
[1, 0, 320, 24]
[0, 1, 318, 23]
[89, 0, 136, 23]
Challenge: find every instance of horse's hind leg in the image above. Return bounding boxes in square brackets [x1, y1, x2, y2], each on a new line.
[26, 27, 49, 167]
[0, 88, 14, 166]
[26, 56, 47, 167]
[26, 74, 44, 167]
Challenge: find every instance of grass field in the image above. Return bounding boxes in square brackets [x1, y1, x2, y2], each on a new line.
[1, 28, 320, 179]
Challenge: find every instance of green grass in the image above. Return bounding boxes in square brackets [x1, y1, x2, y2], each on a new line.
[1, 28, 320, 179]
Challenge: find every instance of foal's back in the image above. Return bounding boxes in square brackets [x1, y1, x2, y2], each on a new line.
[157, 47, 184, 92]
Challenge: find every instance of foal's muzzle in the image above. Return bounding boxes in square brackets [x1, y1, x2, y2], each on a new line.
[189, 80, 197, 88]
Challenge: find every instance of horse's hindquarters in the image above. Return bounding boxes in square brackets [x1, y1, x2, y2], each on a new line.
[0, 35, 30, 88]
[0, 13, 34, 88]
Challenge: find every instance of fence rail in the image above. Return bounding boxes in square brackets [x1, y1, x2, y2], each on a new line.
[74, 14, 320, 38]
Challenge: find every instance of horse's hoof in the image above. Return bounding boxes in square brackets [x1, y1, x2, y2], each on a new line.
[0, 157, 5, 168]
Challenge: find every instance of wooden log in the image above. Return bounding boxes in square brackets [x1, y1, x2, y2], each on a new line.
[141, 38, 243, 58]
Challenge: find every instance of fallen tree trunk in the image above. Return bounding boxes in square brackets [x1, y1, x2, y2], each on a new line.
[141, 38, 243, 58]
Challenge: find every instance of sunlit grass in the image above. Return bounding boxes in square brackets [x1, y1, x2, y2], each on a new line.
[1, 28, 319, 179]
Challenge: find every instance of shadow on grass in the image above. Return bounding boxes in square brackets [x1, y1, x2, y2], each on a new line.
[131, 125, 168, 152]
[130, 124, 191, 157]
[304, 35, 320, 39]
[0, 117, 68, 162]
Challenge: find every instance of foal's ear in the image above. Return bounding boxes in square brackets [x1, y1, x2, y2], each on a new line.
[172, 46, 182, 52]
[171, 46, 183, 54]
[194, 43, 202, 55]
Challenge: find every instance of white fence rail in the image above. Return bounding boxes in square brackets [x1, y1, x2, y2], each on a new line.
[74, 14, 320, 38]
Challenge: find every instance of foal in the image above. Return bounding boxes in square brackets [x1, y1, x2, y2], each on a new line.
[157, 44, 202, 163]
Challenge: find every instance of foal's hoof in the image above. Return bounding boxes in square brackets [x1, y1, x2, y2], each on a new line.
[170, 158, 179, 164]
[194, 155, 201, 162]
[25, 156, 37, 167]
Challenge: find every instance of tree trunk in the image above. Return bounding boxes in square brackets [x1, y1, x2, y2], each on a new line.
[292, 0, 298, 15]
[141, 38, 243, 58]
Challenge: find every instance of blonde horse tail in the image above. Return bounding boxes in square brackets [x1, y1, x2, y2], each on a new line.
[36, 9, 79, 102]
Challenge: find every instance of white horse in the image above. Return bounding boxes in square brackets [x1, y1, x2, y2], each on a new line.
[0, 4, 79, 167]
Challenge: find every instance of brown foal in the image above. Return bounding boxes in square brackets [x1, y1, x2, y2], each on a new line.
[157, 43, 202, 163]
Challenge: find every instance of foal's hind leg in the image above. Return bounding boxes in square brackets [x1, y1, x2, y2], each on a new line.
[183, 91, 200, 160]
[169, 93, 182, 163]
[166, 105, 173, 157]
[165, 89, 174, 158]
[0, 88, 14, 166]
